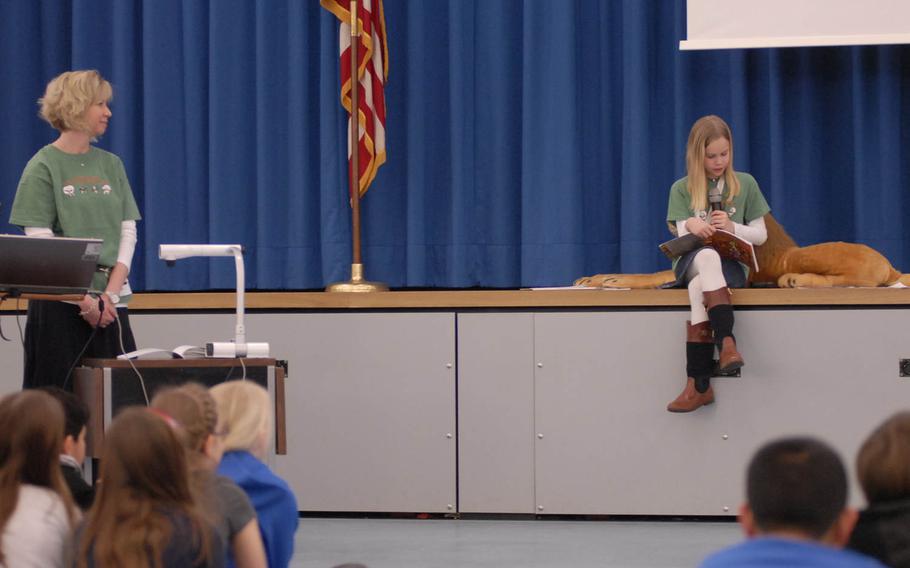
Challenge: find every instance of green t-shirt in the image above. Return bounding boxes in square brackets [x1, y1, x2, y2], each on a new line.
[665, 171, 771, 274]
[9, 144, 142, 292]
[667, 171, 770, 225]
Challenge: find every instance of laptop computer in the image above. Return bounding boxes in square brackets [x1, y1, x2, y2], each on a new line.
[0, 234, 103, 296]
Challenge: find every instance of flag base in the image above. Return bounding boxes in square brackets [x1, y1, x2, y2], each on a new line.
[325, 263, 389, 293]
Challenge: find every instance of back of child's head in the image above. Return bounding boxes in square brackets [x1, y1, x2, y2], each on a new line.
[150, 383, 218, 453]
[0, 390, 66, 486]
[857, 411, 910, 504]
[97, 406, 191, 503]
[0, 390, 76, 564]
[210, 380, 272, 459]
[38, 386, 89, 441]
[79, 407, 212, 568]
[747, 436, 848, 539]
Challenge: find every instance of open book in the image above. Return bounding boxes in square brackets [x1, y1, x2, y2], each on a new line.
[659, 229, 758, 272]
[117, 345, 207, 360]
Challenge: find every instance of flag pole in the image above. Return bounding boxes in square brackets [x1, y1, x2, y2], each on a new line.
[326, 0, 387, 292]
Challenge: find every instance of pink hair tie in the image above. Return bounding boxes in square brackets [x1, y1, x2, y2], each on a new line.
[147, 407, 180, 429]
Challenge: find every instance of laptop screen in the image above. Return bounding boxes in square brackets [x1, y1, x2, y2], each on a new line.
[0, 234, 103, 296]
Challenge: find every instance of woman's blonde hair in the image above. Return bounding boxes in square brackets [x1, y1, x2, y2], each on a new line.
[685, 115, 741, 212]
[210, 381, 272, 459]
[39, 69, 112, 133]
[856, 411, 910, 504]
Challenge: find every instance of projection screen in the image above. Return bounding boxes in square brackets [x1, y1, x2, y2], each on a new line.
[681, 0, 910, 50]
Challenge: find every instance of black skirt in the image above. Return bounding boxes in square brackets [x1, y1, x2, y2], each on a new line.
[22, 299, 137, 390]
[661, 246, 748, 289]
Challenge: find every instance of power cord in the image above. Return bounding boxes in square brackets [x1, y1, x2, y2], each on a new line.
[113, 307, 149, 405]
[61, 300, 104, 392]
[15, 297, 24, 345]
[61, 297, 151, 404]
[223, 358, 249, 383]
[0, 297, 9, 342]
[0, 296, 27, 344]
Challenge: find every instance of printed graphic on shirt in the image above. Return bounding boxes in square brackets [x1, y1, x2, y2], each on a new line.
[62, 175, 113, 197]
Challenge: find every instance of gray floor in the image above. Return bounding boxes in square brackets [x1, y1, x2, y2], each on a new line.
[291, 518, 742, 568]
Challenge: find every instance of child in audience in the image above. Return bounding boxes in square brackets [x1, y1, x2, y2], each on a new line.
[0, 390, 78, 567]
[210, 380, 298, 568]
[848, 411, 910, 567]
[700, 437, 884, 567]
[152, 383, 267, 568]
[75, 406, 224, 567]
[41, 386, 95, 510]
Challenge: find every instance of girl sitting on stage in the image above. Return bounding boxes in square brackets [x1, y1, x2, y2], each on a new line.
[665, 115, 770, 413]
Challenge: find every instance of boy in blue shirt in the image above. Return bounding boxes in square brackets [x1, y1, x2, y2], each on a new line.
[701, 437, 886, 568]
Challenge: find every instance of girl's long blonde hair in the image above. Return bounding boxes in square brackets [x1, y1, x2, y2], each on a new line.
[685, 115, 741, 212]
[210, 380, 272, 460]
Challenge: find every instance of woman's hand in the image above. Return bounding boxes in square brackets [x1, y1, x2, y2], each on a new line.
[78, 295, 102, 327]
[709, 210, 734, 232]
[685, 216, 716, 239]
[99, 294, 117, 328]
[78, 294, 116, 328]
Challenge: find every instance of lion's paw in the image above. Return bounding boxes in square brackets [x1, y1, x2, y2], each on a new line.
[574, 274, 625, 288]
[778, 273, 807, 288]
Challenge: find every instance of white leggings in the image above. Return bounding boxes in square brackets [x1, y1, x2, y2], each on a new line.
[685, 248, 727, 325]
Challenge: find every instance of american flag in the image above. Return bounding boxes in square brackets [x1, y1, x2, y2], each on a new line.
[321, 0, 388, 198]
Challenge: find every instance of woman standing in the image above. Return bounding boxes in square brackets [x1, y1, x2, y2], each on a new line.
[9, 69, 141, 390]
[665, 115, 770, 413]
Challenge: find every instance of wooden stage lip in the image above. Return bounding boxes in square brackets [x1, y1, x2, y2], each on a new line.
[3, 288, 909, 311]
[69, 288, 910, 310]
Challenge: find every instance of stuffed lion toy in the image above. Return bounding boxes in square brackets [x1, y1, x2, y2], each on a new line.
[575, 214, 910, 288]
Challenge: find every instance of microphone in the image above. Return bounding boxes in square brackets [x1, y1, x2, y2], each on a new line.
[708, 178, 725, 212]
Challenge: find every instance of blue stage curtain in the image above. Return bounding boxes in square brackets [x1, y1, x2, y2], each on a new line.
[2, 1, 909, 289]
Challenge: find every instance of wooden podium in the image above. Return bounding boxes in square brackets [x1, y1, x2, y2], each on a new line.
[73, 357, 286, 458]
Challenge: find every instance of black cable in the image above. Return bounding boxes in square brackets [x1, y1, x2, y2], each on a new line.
[0, 296, 9, 342]
[61, 300, 104, 392]
[15, 297, 25, 346]
[114, 308, 149, 405]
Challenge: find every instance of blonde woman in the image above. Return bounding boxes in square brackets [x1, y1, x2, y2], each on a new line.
[210, 381, 298, 568]
[665, 115, 770, 413]
[9, 69, 141, 390]
[151, 383, 267, 568]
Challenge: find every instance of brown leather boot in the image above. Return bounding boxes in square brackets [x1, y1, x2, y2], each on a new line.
[702, 287, 731, 310]
[667, 321, 716, 413]
[687, 320, 713, 343]
[703, 287, 744, 372]
[667, 378, 715, 412]
[717, 336, 744, 372]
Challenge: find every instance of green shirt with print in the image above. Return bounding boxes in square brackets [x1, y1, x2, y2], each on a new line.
[9, 144, 142, 293]
[665, 171, 771, 274]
